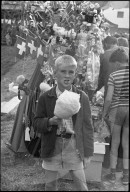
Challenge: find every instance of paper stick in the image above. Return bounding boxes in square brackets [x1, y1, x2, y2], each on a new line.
[16, 35, 26, 41]
[94, 142, 109, 145]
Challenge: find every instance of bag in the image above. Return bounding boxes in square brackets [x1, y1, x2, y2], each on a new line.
[25, 136, 41, 158]
[24, 94, 41, 158]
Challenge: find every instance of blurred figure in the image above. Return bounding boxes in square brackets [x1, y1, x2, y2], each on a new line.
[96, 36, 129, 98]
[5, 32, 12, 46]
[102, 48, 129, 185]
[95, 36, 129, 169]
[96, 36, 118, 98]
[118, 37, 129, 47]
[113, 32, 120, 39]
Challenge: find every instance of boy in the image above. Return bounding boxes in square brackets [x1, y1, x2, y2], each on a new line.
[33, 55, 94, 191]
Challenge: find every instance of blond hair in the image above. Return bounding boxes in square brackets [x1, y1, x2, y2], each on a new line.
[54, 55, 77, 71]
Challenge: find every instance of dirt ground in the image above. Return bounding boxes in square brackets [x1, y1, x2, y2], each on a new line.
[1, 46, 129, 191]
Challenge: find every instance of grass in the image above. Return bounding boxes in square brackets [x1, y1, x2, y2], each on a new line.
[1, 46, 17, 76]
[1, 45, 37, 102]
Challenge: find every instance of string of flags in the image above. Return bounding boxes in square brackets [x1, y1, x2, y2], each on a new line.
[15, 34, 47, 65]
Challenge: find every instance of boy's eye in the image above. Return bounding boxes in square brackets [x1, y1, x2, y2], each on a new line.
[69, 71, 74, 74]
[61, 70, 66, 73]
[60, 70, 75, 75]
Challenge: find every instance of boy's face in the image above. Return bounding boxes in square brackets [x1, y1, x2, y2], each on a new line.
[55, 64, 76, 91]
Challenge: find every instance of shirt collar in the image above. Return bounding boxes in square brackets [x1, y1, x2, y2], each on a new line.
[56, 85, 72, 97]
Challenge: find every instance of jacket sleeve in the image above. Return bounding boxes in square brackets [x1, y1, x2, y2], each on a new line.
[82, 92, 94, 157]
[33, 94, 52, 134]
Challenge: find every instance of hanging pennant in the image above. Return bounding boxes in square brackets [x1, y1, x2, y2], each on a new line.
[36, 37, 45, 65]
[15, 35, 26, 59]
[26, 34, 37, 59]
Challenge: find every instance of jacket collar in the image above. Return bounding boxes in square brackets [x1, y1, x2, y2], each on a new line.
[48, 85, 79, 98]
[119, 65, 129, 70]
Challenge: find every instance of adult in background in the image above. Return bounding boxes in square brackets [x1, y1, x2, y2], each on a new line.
[121, 32, 129, 41]
[33, 55, 94, 191]
[118, 37, 129, 48]
[95, 37, 118, 168]
[96, 35, 129, 99]
[96, 36, 118, 98]
[95, 36, 129, 169]
[102, 48, 129, 185]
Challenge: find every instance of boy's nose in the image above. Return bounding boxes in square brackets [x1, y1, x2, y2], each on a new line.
[65, 73, 70, 77]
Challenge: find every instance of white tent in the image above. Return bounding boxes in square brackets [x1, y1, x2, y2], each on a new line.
[103, 7, 129, 29]
[101, 1, 129, 10]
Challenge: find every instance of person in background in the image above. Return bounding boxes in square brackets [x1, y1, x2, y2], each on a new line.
[113, 32, 120, 39]
[5, 32, 12, 46]
[102, 48, 129, 185]
[96, 35, 129, 99]
[104, 26, 111, 37]
[120, 32, 129, 40]
[117, 37, 129, 48]
[33, 55, 94, 191]
[95, 36, 129, 170]
[95, 36, 118, 98]
[116, 36, 129, 171]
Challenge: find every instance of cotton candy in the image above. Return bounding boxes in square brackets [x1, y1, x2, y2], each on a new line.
[54, 90, 81, 119]
[39, 82, 51, 93]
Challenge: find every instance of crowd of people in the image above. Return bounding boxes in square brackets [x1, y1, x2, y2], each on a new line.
[94, 34, 129, 185]
[4, 24, 21, 46]
[101, 46, 129, 184]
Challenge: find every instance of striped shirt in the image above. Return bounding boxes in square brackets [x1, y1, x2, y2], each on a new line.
[108, 66, 129, 109]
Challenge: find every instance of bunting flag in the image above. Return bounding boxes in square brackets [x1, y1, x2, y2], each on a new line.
[36, 37, 45, 65]
[26, 35, 37, 59]
[15, 36, 26, 59]
[15, 34, 47, 63]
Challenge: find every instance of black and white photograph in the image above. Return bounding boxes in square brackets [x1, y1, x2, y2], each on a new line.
[1, 1, 129, 191]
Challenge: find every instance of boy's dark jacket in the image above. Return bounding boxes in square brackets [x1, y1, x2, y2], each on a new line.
[33, 85, 94, 159]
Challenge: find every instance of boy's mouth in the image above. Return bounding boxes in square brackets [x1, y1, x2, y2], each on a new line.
[64, 80, 70, 84]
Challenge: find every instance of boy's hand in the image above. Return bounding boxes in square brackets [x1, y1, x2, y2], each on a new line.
[83, 157, 93, 168]
[49, 116, 62, 126]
